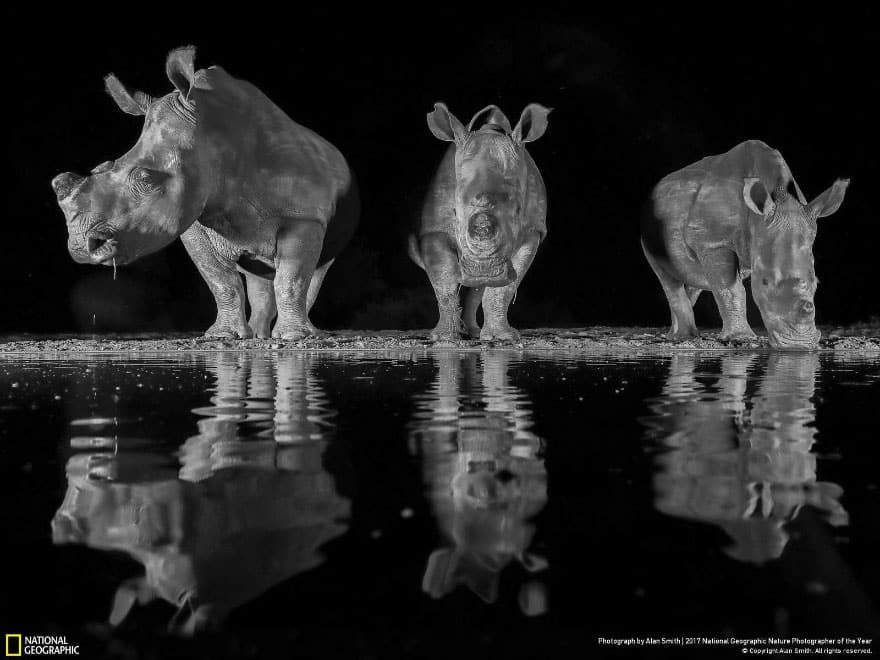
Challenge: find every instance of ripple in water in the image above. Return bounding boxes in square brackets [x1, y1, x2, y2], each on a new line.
[642, 353, 848, 564]
[53, 353, 349, 634]
[410, 353, 548, 614]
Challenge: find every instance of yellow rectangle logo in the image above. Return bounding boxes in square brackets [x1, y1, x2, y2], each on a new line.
[5, 634, 22, 657]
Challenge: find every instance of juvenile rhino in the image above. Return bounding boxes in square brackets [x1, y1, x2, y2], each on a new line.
[52, 46, 358, 340]
[409, 103, 550, 342]
[641, 140, 848, 349]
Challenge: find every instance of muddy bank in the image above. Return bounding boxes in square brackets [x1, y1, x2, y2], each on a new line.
[1, 326, 878, 353]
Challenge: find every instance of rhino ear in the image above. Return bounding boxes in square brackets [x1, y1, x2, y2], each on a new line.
[808, 179, 850, 219]
[467, 105, 512, 133]
[427, 102, 467, 144]
[104, 74, 153, 116]
[166, 45, 197, 102]
[512, 103, 551, 144]
[743, 178, 776, 218]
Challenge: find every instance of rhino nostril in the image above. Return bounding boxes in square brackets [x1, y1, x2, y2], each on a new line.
[799, 300, 815, 315]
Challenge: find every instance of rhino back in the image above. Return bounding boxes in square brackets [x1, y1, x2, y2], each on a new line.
[646, 140, 802, 257]
[196, 66, 353, 224]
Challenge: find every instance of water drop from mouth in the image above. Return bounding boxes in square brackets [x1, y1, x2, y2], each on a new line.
[113, 258, 117, 281]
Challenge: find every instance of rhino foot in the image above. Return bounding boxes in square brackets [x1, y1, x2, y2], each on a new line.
[719, 329, 758, 344]
[204, 321, 253, 340]
[480, 325, 521, 343]
[248, 317, 274, 339]
[429, 327, 462, 343]
[464, 323, 482, 339]
[429, 314, 466, 342]
[271, 323, 321, 341]
[667, 328, 699, 342]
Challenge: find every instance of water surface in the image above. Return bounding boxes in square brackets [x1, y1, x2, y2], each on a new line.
[0, 350, 877, 657]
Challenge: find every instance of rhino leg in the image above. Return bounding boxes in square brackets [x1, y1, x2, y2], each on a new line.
[686, 286, 703, 306]
[641, 238, 699, 340]
[480, 231, 541, 343]
[181, 223, 253, 339]
[701, 248, 756, 342]
[420, 232, 465, 342]
[244, 274, 276, 339]
[463, 286, 485, 339]
[304, 258, 334, 335]
[272, 220, 325, 341]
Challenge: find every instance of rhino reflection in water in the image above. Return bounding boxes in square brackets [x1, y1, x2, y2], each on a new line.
[52, 47, 358, 340]
[644, 353, 846, 564]
[51, 354, 349, 633]
[410, 353, 548, 612]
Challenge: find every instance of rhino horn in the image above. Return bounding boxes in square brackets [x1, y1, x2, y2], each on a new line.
[109, 576, 154, 626]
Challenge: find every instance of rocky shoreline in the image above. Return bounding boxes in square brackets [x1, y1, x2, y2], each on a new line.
[1, 326, 878, 353]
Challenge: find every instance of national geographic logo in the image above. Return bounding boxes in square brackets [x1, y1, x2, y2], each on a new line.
[5, 635, 79, 656]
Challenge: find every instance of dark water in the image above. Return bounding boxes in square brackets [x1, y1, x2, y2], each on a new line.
[0, 350, 878, 658]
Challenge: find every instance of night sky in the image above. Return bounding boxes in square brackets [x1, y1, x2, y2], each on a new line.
[8, 10, 878, 334]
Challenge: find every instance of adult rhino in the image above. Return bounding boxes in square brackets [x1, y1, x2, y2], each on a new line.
[409, 103, 550, 342]
[52, 46, 358, 340]
[641, 140, 848, 349]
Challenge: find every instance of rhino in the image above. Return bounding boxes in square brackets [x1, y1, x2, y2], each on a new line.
[646, 353, 847, 564]
[409, 103, 550, 342]
[52, 351, 348, 633]
[52, 46, 358, 340]
[641, 140, 848, 349]
[413, 353, 547, 605]
[52, 451, 349, 633]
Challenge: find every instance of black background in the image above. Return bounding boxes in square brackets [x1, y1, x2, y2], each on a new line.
[7, 9, 878, 334]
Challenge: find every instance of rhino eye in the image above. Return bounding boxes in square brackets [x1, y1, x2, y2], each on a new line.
[129, 167, 167, 193]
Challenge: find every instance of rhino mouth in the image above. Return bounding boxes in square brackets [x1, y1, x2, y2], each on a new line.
[83, 226, 119, 264]
[768, 324, 821, 350]
[459, 257, 516, 287]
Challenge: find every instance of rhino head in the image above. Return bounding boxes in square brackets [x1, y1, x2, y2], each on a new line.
[427, 102, 550, 287]
[52, 46, 211, 267]
[743, 177, 849, 349]
[422, 434, 547, 603]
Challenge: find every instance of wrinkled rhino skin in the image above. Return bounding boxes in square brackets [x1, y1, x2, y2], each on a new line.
[641, 140, 848, 349]
[52, 46, 358, 340]
[409, 103, 550, 342]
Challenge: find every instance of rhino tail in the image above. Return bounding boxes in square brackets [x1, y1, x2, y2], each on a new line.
[408, 235, 425, 270]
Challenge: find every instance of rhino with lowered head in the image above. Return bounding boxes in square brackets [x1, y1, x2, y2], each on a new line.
[52, 46, 358, 340]
[641, 140, 848, 349]
[409, 103, 550, 342]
